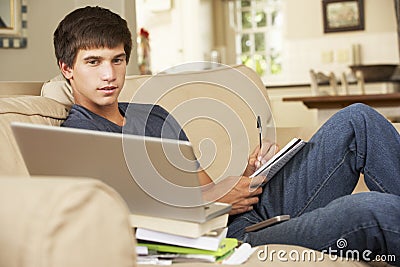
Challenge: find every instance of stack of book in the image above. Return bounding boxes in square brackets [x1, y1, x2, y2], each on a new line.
[130, 213, 239, 264]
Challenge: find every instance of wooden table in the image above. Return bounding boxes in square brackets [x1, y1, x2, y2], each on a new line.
[283, 93, 400, 124]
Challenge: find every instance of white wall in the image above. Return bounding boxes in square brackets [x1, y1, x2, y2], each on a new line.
[135, 0, 214, 73]
[0, 0, 138, 81]
[136, 0, 398, 84]
[1, 0, 398, 83]
[273, 0, 399, 85]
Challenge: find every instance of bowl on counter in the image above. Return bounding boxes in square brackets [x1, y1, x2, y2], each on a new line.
[349, 64, 398, 82]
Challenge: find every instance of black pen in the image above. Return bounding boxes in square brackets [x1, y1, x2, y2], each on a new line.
[257, 115, 262, 149]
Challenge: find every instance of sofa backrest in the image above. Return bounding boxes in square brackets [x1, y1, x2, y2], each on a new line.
[0, 96, 69, 176]
[0, 81, 43, 96]
[42, 65, 274, 180]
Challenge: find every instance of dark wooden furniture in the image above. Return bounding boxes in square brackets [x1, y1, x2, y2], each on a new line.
[283, 93, 400, 109]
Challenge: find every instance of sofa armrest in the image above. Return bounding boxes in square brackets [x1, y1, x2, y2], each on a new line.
[0, 96, 69, 176]
[0, 176, 136, 267]
[275, 126, 318, 147]
[393, 123, 400, 133]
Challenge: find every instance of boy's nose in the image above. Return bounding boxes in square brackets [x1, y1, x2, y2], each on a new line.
[101, 63, 116, 81]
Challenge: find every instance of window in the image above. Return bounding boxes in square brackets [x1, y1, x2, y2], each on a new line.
[230, 0, 283, 78]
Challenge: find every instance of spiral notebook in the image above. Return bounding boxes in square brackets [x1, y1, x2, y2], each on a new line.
[250, 138, 306, 182]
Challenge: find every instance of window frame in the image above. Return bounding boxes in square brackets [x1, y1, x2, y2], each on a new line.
[230, 0, 283, 79]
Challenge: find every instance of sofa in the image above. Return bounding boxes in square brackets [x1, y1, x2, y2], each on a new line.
[1, 64, 396, 266]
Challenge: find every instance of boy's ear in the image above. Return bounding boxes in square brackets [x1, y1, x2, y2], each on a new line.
[59, 61, 73, 79]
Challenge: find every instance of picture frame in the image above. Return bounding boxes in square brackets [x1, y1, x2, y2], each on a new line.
[322, 0, 364, 33]
[0, 0, 27, 48]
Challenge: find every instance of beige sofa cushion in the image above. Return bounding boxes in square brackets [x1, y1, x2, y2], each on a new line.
[41, 74, 74, 108]
[0, 176, 136, 267]
[0, 96, 69, 176]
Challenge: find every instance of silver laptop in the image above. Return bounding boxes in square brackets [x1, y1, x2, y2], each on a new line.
[11, 122, 231, 223]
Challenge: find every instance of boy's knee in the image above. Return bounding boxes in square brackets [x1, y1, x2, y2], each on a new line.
[343, 103, 373, 115]
[338, 103, 384, 125]
[343, 192, 399, 218]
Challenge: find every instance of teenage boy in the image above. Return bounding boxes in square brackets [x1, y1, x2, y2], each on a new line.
[55, 6, 400, 265]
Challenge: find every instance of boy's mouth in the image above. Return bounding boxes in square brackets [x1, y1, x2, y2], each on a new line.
[98, 86, 117, 94]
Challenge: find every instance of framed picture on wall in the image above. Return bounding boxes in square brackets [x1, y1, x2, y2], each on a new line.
[0, 0, 28, 48]
[322, 0, 365, 33]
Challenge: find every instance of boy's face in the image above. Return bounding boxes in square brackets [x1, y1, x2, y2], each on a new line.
[60, 44, 127, 110]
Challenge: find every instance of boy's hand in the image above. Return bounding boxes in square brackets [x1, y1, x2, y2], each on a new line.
[215, 176, 264, 215]
[243, 140, 279, 177]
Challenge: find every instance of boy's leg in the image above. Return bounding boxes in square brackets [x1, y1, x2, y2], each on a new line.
[247, 192, 400, 266]
[228, 104, 400, 246]
[261, 103, 400, 218]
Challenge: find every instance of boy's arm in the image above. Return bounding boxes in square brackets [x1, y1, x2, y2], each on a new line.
[198, 139, 278, 216]
[198, 170, 263, 215]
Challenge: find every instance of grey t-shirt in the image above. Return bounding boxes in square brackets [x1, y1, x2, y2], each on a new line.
[61, 103, 188, 141]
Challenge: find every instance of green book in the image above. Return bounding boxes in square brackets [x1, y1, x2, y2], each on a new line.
[137, 238, 238, 257]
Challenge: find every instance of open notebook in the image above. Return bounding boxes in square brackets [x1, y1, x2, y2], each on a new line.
[250, 138, 306, 184]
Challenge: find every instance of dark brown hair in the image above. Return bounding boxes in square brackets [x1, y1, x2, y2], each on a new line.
[53, 6, 132, 67]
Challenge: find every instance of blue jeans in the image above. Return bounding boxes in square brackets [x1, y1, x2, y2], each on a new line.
[227, 104, 400, 266]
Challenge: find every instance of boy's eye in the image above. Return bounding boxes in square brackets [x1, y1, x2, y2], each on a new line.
[88, 60, 99, 65]
[113, 58, 125, 64]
